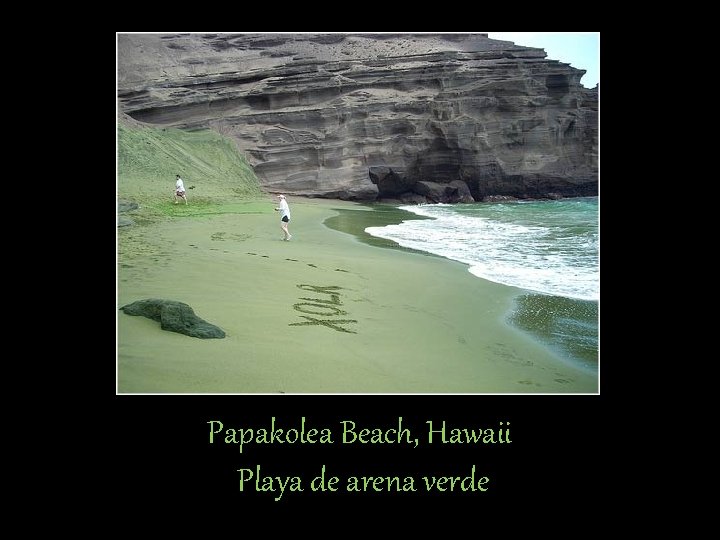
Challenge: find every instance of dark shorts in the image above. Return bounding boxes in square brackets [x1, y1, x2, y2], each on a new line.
[281, 216, 289, 223]
[176, 190, 186, 197]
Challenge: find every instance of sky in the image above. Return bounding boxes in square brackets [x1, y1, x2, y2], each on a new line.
[487, 32, 599, 88]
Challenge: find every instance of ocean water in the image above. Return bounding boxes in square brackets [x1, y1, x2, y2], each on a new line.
[365, 198, 598, 301]
[326, 198, 599, 371]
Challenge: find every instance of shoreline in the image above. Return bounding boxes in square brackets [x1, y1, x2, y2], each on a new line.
[117, 197, 598, 393]
[325, 199, 599, 370]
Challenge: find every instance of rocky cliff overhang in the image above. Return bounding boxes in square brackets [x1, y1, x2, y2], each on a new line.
[118, 33, 598, 202]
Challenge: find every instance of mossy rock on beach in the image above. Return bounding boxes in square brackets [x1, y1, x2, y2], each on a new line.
[120, 299, 225, 339]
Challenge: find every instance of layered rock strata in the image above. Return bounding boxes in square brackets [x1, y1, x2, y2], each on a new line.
[118, 33, 598, 202]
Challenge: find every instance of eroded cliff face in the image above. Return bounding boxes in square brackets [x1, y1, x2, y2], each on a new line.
[118, 33, 598, 202]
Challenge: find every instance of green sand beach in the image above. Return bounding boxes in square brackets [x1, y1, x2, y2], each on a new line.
[117, 123, 596, 393]
[117, 198, 597, 393]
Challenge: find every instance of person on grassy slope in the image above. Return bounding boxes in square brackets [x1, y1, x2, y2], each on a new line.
[174, 174, 188, 205]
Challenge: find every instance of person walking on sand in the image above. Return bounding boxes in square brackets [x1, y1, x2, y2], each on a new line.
[174, 174, 188, 205]
[274, 194, 292, 240]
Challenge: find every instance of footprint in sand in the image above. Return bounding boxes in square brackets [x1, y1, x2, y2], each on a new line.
[518, 380, 542, 387]
[241, 254, 350, 274]
[554, 378, 572, 384]
[211, 232, 225, 241]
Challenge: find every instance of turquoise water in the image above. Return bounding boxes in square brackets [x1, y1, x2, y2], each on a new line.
[326, 198, 599, 370]
[366, 198, 598, 301]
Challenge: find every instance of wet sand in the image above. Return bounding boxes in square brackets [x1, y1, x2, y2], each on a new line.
[117, 198, 598, 393]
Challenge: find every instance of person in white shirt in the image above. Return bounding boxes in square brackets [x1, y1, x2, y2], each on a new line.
[174, 174, 188, 205]
[274, 194, 292, 240]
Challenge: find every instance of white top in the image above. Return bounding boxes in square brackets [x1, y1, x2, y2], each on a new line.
[279, 199, 290, 219]
[176, 178, 185, 192]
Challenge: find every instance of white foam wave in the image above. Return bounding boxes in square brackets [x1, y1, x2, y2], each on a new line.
[366, 203, 599, 301]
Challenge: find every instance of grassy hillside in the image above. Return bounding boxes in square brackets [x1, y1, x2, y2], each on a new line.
[118, 122, 265, 221]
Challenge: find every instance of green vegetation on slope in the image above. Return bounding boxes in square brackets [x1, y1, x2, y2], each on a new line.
[118, 123, 264, 222]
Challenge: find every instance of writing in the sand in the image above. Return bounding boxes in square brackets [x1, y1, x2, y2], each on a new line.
[289, 284, 357, 333]
[207, 417, 512, 501]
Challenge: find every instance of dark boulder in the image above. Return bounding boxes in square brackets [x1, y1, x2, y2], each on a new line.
[368, 166, 416, 197]
[448, 180, 475, 203]
[397, 192, 429, 205]
[118, 200, 139, 213]
[415, 180, 457, 203]
[118, 200, 139, 227]
[120, 299, 226, 339]
[118, 216, 134, 227]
